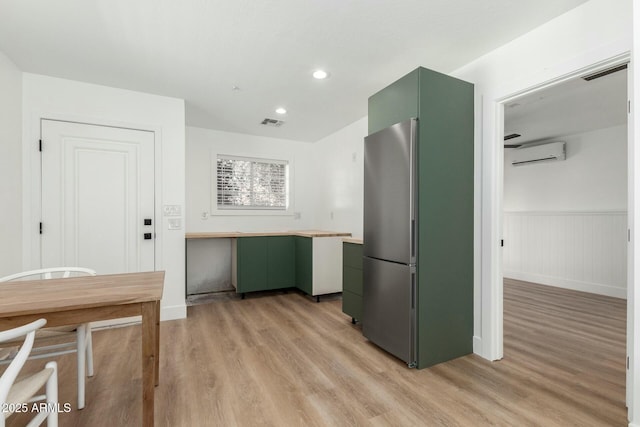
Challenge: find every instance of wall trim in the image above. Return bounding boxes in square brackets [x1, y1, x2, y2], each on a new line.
[504, 271, 627, 299]
[505, 210, 627, 216]
[90, 304, 187, 329]
[160, 304, 187, 321]
[472, 336, 483, 355]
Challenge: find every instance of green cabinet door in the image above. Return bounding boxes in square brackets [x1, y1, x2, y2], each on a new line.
[267, 236, 295, 289]
[342, 242, 363, 321]
[236, 237, 269, 293]
[294, 236, 312, 295]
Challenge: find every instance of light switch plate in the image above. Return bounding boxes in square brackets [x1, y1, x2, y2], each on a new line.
[163, 205, 181, 217]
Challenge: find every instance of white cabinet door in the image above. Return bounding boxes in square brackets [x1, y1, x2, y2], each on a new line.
[41, 120, 155, 274]
[312, 236, 343, 295]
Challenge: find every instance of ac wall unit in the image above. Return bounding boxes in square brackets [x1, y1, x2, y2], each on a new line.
[511, 141, 566, 166]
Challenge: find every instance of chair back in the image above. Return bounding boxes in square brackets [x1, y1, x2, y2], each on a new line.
[0, 267, 97, 282]
[0, 319, 47, 405]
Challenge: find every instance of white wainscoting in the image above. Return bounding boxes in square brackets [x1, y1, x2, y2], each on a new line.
[503, 211, 627, 298]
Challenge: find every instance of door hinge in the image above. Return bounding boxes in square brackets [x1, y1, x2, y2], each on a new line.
[39, 139, 42, 152]
[629, 229, 631, 242]
[39, 222, 42, 235]
[501, 239, 504, 247]
[627, 356, 630, 370]
[629, 100, 631, 114]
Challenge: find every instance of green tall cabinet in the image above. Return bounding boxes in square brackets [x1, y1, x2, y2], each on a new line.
[368, 67, 474, 369]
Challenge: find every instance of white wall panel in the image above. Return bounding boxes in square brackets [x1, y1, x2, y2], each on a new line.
[23, 73, 186, 321]
[503, 211, 627, 298]
[0, 52, 22, 277]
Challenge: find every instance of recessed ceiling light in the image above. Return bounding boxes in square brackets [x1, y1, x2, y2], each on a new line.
[312, 70, 328, 80]
[275, 107, 287, 115]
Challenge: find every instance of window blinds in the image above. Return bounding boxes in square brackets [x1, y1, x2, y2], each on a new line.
[216, 155, 288, 209]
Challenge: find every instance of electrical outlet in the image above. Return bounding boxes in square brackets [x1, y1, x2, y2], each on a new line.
[201, 212, 209, 220]
[294, 212, 301, 220]
[168, 218, 182, 230]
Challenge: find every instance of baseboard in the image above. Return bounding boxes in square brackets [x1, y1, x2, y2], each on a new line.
[504, 271, 626, 299]
[90, 303, 187, 330]
[628, 421, 639, 427]
[161, 304, 187, 321]
[473, 336, 482, 356]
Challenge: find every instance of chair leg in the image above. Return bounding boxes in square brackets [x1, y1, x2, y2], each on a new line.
[76, 325, 86, 410]
[86, 326, 94, 377]
[45, 361, 58, 427]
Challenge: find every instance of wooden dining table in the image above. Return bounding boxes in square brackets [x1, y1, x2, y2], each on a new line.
[0, 270, 165, 427]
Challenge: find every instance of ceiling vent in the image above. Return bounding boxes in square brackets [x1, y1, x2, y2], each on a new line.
[260, 118, 285, 127]
[582, 64, 628, 81]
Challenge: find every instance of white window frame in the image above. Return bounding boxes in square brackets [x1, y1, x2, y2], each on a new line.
[210, 151, 294, 216]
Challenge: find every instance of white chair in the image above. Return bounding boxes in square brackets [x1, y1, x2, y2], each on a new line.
[0, 318, 58, 427]
[0, 267, 96, 410]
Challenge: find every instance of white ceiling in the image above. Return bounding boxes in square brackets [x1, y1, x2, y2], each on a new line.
[0, 0, 589, 142]
[504, 67, 628, 146]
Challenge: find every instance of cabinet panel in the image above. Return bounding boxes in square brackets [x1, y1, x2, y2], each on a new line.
[295, 236, 312, 295]
[342, 242, 363, 321]
[343, 242, 363, 269]
[342, 290, 363, 321]
[343, 265, 363, 296]
[267, 236, 295, 289]
[236, 237, 269, 293]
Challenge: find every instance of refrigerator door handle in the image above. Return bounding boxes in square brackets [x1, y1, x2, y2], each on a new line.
[409, 118, 418, 264]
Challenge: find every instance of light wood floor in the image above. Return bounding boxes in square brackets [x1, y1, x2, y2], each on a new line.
[7, 279, 627, 426]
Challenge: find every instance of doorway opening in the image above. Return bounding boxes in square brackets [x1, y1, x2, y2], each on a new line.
[500, 63, 629, 422]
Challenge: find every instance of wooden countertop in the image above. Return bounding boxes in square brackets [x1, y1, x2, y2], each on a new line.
[186, 230, 351, 239]
[343, 237, 363, 244]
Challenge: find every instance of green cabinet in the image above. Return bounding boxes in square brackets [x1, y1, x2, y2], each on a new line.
[294, 236, 312, 295]
[368, 67, 474, 369]
[235, 236, 294, 294]
[342, 242, 363, 323]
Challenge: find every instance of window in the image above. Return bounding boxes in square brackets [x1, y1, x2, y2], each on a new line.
[216, 155, 289, 210]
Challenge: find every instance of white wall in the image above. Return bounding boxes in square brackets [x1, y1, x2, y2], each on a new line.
[0, 52, 22, 277]
[451, 0, 632, 361]
[186, 126, 315, 232]
[22, 73, 186, 321]
[504, 126, 627, 212]
[503, 126, 628, 298]
[185, 126, 316, 294]
[313, 117, 367, 239]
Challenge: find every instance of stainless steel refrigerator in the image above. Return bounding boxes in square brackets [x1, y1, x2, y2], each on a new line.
[363, 117, 417, 367]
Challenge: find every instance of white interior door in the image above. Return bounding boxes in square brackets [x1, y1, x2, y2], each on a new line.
[41, 120, 155, 274]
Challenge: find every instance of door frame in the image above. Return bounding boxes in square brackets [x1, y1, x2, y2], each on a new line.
[23, 113, 164, 275]
[482, 51, 633, 416]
